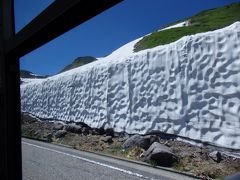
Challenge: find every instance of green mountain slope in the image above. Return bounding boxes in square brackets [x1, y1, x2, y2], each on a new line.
[59, 56, 97, 73]
[134, 2, 240, 52]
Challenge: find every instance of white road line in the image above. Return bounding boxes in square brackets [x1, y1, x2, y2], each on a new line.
[22, 141, 150, 179]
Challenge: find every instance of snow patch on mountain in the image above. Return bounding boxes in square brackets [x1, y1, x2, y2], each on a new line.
[97, 37, 143, 62]
[21, 22, 240, 149]
[158, 21, 189, 32]
[97, 21, 190, 61]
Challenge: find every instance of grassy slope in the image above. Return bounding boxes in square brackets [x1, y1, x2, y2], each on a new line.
[59, 56, 97, 73]
[134, 2, 240, 52]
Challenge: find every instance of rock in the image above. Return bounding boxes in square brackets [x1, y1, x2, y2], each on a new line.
[88, 129, 93, 135]
[123, 135, 141, 149]
[100, 136, 113, 143]
[99, 127, 106, 135]
[21, 113, 38, 124]
[64, 124, 82, 133]
[118, 136, 128, 142]
[82, 127, 89, 135]
[75, 121, 89, 127]
[91, 128, 99, 135]
[122, 134, 159, 150]
[53, 123, 64, 131]
[117, 132, 129, 141]
[144, 135, 159, 145]
[92, 127, 105, 135]
[55, 130, 67, 138]
[143, 142, 178, 167]
[105, 128, 114, 137]
[209, 151, 222, 162]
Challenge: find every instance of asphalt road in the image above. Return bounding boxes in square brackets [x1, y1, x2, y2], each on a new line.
[22, 138, 197, 180]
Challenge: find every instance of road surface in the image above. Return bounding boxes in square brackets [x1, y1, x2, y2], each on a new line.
[22, 138, 197, 180]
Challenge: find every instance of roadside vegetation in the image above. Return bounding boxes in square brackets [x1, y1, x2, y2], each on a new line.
[134, 2, 240, 52]
[21, 113, 240, 180]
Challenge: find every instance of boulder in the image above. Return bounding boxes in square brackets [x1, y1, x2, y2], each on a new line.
[55, 130, 67, 138]
[118, 136, 129, 142]
[64, 124, 82, 133]
[122, 134, 159, 150]
[143, 142, 178, 167]
[82, 127, 89, 135]
[123, 135, 142, 149]
[53, 123, 64, 131]
[21, 113, 38, 124]
[105, 128, 114, 137]
[92, 127, 105, 135]
[114, 132, 128, 138]
[209, 151, 222, 162]
[75, 121, 88, 127]
[144, 135, 159, 145]
[88, 129, 93, 135]
[98, 127, 106, 135]
[91, 128, 98, 135]
[100, 136, 113, 143]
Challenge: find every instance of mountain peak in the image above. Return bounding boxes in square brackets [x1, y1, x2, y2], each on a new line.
[20, 70, 48, 79]
[59, 56, 97, 73]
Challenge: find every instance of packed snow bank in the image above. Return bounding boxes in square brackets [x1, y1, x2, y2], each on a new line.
[21, 22, 240, 149]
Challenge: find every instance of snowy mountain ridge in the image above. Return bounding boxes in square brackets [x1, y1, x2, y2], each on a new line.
[21, 22, 240, 149]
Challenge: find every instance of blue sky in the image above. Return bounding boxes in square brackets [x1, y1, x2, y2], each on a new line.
[15, 0, 240, 75]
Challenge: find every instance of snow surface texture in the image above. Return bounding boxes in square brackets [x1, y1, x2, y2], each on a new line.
[21, 22, 240, 149]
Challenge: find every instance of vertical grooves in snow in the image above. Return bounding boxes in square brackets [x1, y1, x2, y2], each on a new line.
[126, 59, 132, 133]
[21, 22, 240, 149]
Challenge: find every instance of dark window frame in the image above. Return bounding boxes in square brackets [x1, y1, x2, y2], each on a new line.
[0, 0, 122, 179]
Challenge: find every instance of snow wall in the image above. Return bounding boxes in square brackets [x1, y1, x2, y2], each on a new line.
[21, 22, 240, 149]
